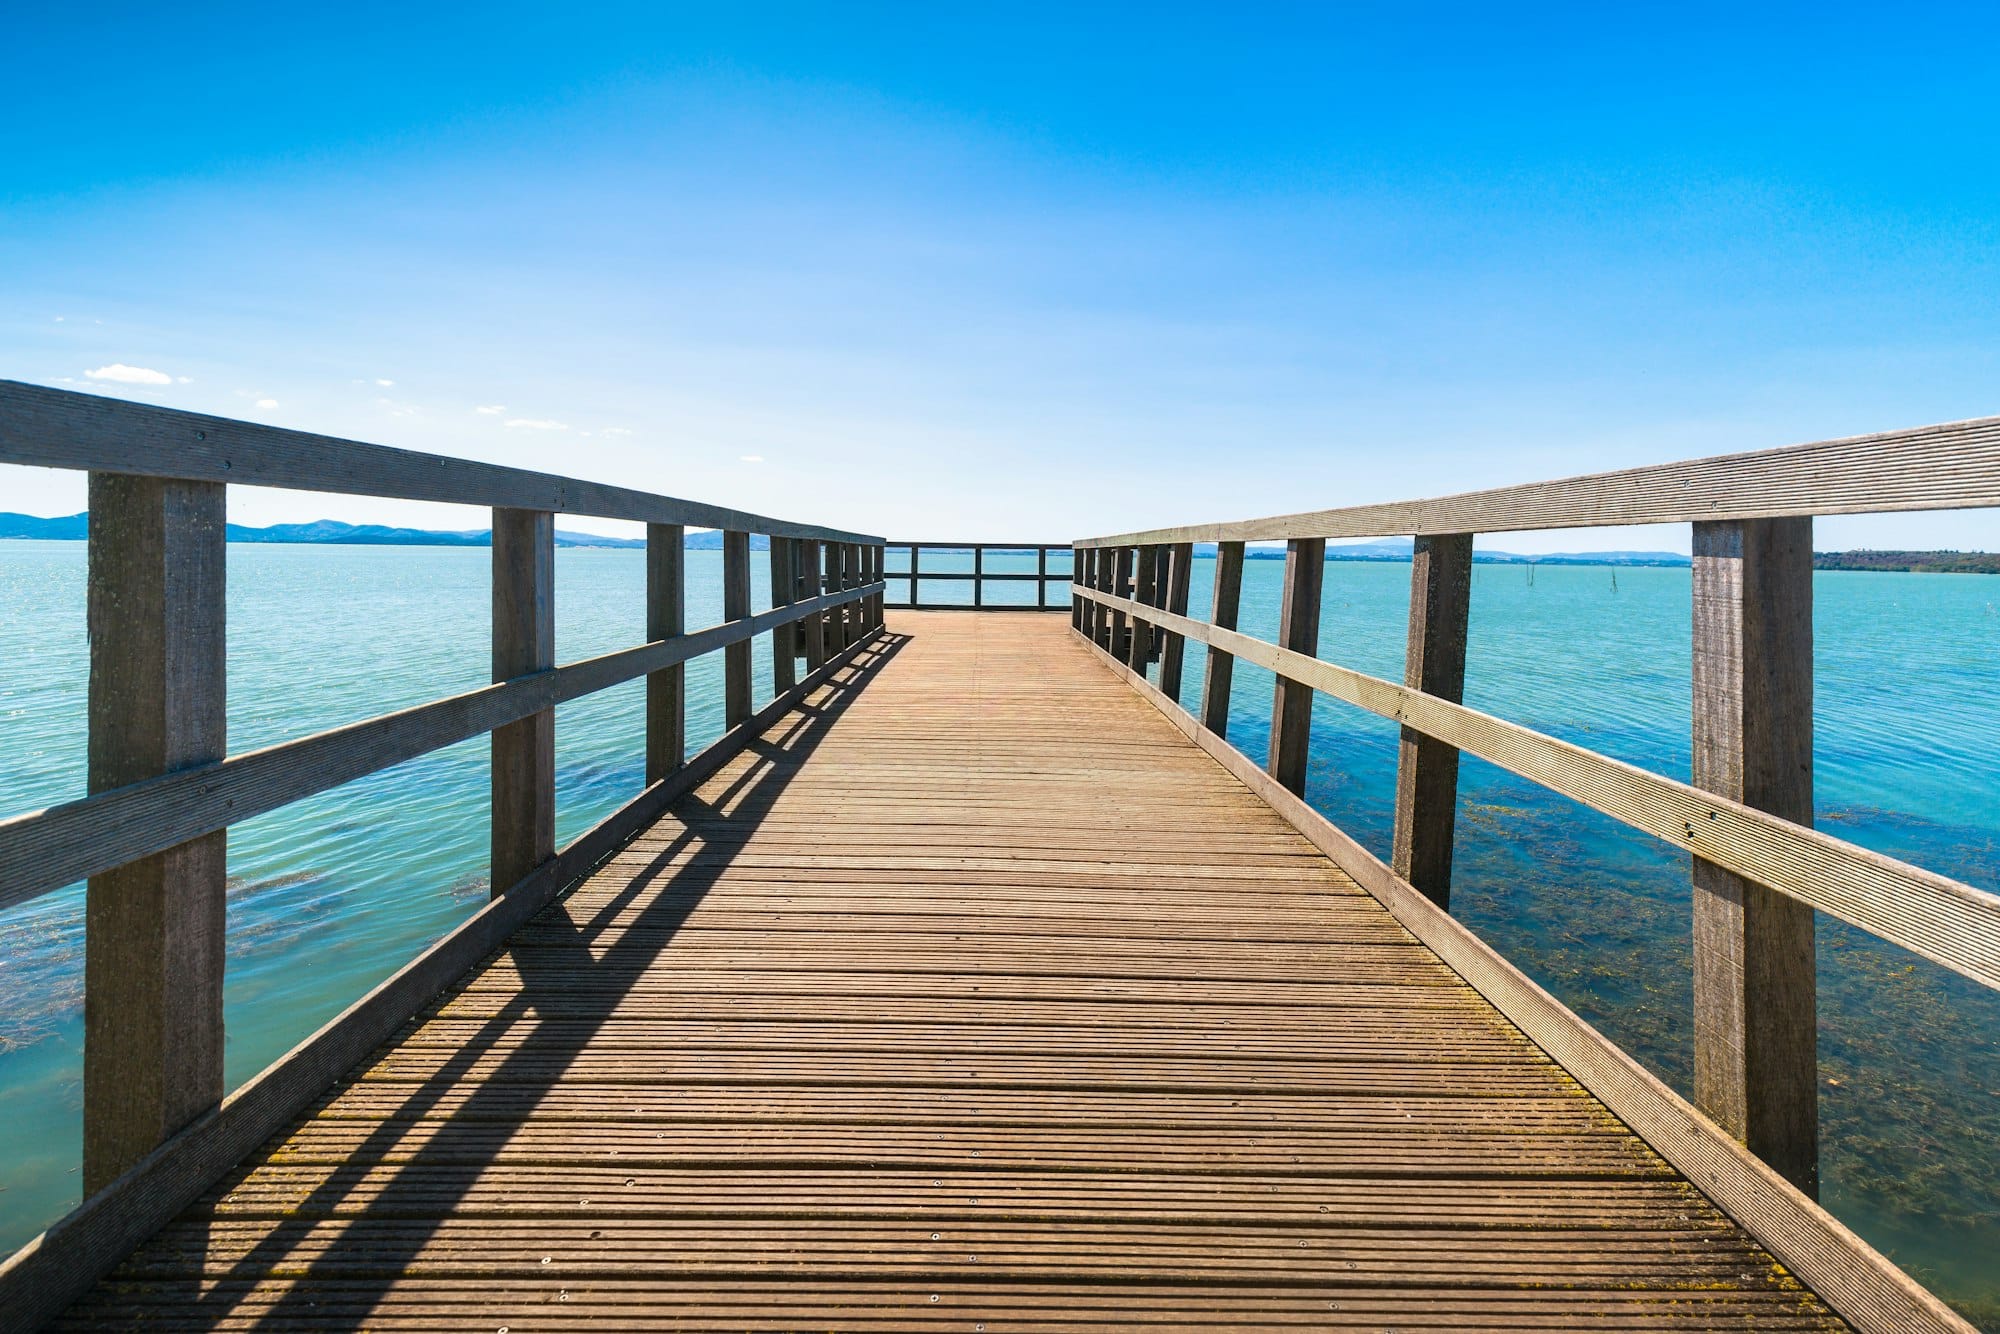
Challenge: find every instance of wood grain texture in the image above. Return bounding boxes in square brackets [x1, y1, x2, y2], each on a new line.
[1157, 540, 1194, 703]
[1198, 539, 1245, 736]
[1269, 538, 1325, 794]
[0, 639, 887, 1334]
[490, 508, 555, 895]
[722, 531, 753, 729]
[43, 615, 1855, 1332]
[0, 380, 881, 545]
[83, 474, 228, 1193]
[645, 523, 685, 783]
[1072, 622, 1970, 1334]
[1125, 544, 1159, 673]
[0, 584, 880, 913]
[769, 536, 797, 694]
[1077, 584, 2000, 995]
[1073, 413, 2000, 547]
[1391, 532, 1472, 909]
[1691, 518, 1819, 1196]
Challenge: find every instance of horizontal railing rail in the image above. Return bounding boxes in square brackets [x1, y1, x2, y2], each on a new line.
[883, 541, 1072, 611]
[1074, 413, 2000, 547]
[1066, 415, 2000, 1334]
[0, 383, 890, 1320]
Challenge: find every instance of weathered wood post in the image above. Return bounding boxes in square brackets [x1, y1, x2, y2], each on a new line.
[1157, 541, 1194, 703]
[1108, 547, 1133, 659]
[646, 522, 685, 782]
[1038, 545, 1050, 611]
[1268, 538, 1325, 794]
[723, 530, 753, 728]
[1126, 544, 1159, 674]
[83, 474, 227, 1193]
[1691, 517, 1818, 1196]
[973, 544, 985, 609]
[492, 508, 555, 895]
[769, 535, 797, 694]
[1391, 533, 1473, 908]
[801, 540, 827, 672]
[1200, 540, 1245, 736]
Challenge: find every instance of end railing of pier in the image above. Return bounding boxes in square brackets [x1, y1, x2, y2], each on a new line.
[881, 541, 1073, 611]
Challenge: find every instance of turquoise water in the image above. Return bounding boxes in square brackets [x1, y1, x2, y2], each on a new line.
[3, 542, 1998, 1327]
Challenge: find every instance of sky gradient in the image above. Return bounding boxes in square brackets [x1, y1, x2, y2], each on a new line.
[4, 3, 1997, 551]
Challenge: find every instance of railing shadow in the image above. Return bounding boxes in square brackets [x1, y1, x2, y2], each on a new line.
[160, 630, 909, 1327]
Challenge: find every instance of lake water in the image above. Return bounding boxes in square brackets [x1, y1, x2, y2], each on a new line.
[2, 540, 1997, 1328]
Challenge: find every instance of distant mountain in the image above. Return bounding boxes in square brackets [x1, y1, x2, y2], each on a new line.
[1, 513, 646, 549]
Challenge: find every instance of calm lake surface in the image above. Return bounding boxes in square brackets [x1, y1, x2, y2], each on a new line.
[2, 540, 1997, 1327]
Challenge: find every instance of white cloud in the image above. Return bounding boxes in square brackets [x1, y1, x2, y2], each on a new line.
[85, 363, 172, 385]
[602, 426, 633, 437]
[474, 404, 507, 415]
[505, 418, 569, 431]
[375, 378, 395, 387]
[740, 454, 765, 463]
[176, 376, 192, 383]
[256, 398, 279, 409]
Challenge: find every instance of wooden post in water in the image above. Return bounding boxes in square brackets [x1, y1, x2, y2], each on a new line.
[1691, 517, 1818, 1196]
[1391, 532, 1473, 909]
[801, 541, 827, 671]
[723, 530, 753, 728]
[645, 523, 685, 783]
[1126, 544, 1159, 674]
[1200, 540, 1245, 736]
[769, 536, 797, 694]
[491, 508, 555, 895]
[1157, 541, 1194, 703]
[83, 474, 227, 1193]
[1268, 537, 1325, 795]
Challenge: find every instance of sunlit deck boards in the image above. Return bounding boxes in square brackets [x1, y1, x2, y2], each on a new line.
[62, 612, 1844, 1330]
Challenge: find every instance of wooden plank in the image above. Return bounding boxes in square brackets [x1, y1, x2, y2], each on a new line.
[1268, 537, 1325, 794]
[0, 639, 891, 1334]
[1072, 623, 1970, 1334]
[1391, 532, 1473, 909]
[1077, 583, 2000, 995]
[1157, 541, 1194, 703]
[1200, 539, 1245, 736]
[0, 380, 882, 545]
[645, 523, 685, 783]
[1691, 518, 1818, 1196]
[82, 473, 228, 1194]
[768, 536, 797, 695]
[1071, 411, 2000, 547]
[490, 508, 554, 895]
[1126, 544, 1159, 673]
[0, 584, 879, 912]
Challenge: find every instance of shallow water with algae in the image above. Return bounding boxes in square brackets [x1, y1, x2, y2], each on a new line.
[2, 542, 1997, 1328]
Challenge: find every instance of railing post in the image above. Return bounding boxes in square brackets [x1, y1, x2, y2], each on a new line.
[82, 474, 227, 1194]
[1126, 544, 1159, 674]
[908, 544, 921, 610]
[1110, 547, 1134, 659]
[492, 507, 555, 895]
[872, 543, 886, 628]
[1200, 540, 1245, 736]
[723, 530, 753, 728]
[1038, 545, 1050, 610]
[1691, 517, 1818, 1196]
[1157, 541, 1193, 702]
[769, 535, 797, 695]
[1391, 533, 1473, 908]
[645, 523, 685, 782]
[801, 541, 827, 671]
[1268, 537, 1325, 794]
[1071, 546, 1086, 631]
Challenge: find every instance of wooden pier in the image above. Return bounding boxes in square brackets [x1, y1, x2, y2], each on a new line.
[2, 382, 1998, 1330]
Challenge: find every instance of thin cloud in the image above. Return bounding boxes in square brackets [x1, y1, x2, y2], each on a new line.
[740, 454, 765, 463]
[375, 378, 395, 387]
[256, 398, 279, 409]
[474, 405, 507, 415]
[505, 418, 569, 431]
[85, 363, 172, 385]
[602, 426, 633, 437]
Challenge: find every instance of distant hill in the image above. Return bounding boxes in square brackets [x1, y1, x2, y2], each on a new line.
[1228, 538, 1692, 567]
[1814, 550, 2000, 574]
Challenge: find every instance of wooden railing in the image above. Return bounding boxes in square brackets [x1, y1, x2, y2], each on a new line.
[1069, 414, 2000, 1334]
[0, 381, 886, 1279]
[882, 541, 1072, 611]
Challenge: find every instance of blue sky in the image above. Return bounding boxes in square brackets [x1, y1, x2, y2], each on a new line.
[4, 2, 1997, 551]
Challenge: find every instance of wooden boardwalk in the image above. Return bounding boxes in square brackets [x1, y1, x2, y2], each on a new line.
[63, 613, 1844, 1330]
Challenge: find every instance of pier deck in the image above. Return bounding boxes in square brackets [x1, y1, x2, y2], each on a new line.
[62, 613, 1841, 1330]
